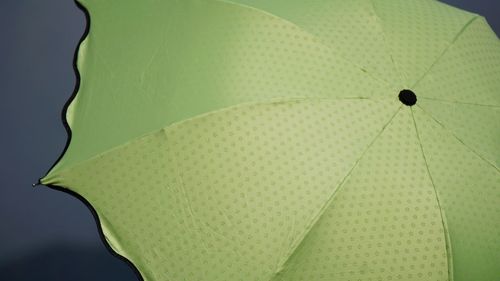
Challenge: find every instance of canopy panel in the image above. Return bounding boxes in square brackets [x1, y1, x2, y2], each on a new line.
[46, 0, 392, 176]
[45, 99, 403, 280]
[413, 106, 500, 281]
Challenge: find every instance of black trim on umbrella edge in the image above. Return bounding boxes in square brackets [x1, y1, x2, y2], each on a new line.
[37, 1, 144, 280]
[44, 184, 145, 281]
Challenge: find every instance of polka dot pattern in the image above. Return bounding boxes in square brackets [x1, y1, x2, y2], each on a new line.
[413, 106, 500, 281]
[231, 0, 403, 86]
[231, 0, 484, 89]
[418, 99, 500, 167]
[371, 0, 476, 87]
[415, 17, 500, 106]
[40, 0, 500, 280]
[54, 0, 393, 171]
[273, 108, 448, 281]
[58, 99, 399, 280]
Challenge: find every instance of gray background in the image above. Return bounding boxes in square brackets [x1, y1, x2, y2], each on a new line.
[1, 0, 498, 280]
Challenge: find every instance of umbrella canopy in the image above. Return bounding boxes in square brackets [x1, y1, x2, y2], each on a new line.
[41, 0, 499, 280]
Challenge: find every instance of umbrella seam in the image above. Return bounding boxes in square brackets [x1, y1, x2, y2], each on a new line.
[267, 105, 403, 281]
[368, 0, 408, 87]
[416, 104, 499, 172]
[169, 134, 248, 264]
[411, 15, 481, 89]
[43, 96, 392, 182]
[43, 0, 399, 182]
[419, 97, 500, 108]
[411, 108, 454, 281]
[216, 0, 394, 89]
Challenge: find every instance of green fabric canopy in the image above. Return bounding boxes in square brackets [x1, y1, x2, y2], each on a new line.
[41, 0, 499, 280]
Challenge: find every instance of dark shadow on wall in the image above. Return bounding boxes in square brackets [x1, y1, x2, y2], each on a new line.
[0, 243, 138, 281]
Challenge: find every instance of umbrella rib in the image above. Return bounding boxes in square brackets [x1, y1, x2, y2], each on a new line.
[411, 15, 480, 89]
[268, 105, 403, 280]
[169, 135, 247, 261]
[419, 97, 500, 108]
[368, 0, 408, 86]
[45, 97, 385, 181]
[410, 108, 455, 281]
[416, 104, 499, 172]
[216, 0, 394, 89]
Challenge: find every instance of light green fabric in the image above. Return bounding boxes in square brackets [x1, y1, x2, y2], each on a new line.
[42, 0, 500, 280]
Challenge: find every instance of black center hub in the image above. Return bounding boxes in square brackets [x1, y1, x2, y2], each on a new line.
[399, 89, 417, 106]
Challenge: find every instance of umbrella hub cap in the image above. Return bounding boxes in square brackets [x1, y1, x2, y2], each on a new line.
[398, 89, 417, 106]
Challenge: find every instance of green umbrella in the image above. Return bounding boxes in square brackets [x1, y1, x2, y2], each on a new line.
[40, 0, 499, 280]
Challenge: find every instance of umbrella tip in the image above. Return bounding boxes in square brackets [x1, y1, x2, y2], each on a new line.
[32, 179, 42, 188]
